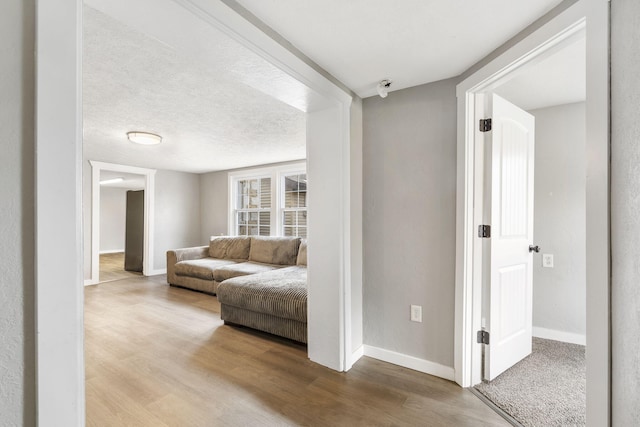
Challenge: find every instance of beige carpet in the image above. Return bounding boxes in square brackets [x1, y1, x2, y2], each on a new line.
[99, 252, 142, 283]
[474, 337, 585, 427]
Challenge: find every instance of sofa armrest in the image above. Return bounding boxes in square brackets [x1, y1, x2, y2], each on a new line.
[166, 245, 209, 284]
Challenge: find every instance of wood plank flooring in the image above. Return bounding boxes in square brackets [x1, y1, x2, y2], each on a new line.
[85, 276, 508, 427]
[99, 252, 142, 283]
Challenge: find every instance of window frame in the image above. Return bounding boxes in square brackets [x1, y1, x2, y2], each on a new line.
[280, 171, 308, 238]
[234, 175, 273, 237]
[228, 162, 306, 237]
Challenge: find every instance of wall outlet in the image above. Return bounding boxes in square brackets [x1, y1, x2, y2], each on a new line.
[410, 305, 422, 322]
[542, 253, 554, 268]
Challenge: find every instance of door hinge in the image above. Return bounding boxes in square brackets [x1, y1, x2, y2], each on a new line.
[478, 225, 491, 238]
[477, 330, 490, 345]
[479, 118, 492, 132]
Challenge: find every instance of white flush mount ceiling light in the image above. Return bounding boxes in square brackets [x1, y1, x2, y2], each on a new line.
[377, 79, 392, 98]
[127, 131, 163, 145]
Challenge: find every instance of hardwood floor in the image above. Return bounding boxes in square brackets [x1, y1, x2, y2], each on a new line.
[99, 252, 142, 283]
[85, 276, 508, 426]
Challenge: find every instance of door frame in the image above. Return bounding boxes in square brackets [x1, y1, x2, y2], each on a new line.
[36, 0, 359, 424]
[87, 161, 157, 285]
[454, 1, 609, 425]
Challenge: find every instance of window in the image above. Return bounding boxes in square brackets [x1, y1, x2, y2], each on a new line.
[282, 173, 307, 238]
[235, 177, 271, 236]
[229, 163, 306, 237]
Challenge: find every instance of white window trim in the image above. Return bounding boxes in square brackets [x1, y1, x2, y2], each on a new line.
[228, 162, 306, 236]
[228, 167, 276, 236]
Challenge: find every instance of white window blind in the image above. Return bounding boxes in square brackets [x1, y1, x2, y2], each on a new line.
[228, 163, 306, 237]
[235, 177, 271, 236]
[282, 173, 307, 238]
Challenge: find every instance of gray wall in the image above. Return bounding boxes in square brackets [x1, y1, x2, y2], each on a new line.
[153, 170, 202, 270]
[99, 187, 127, 252]
[530, 102, 586, 339]
[0, 0, 36, 425]
[200, 170, 229, 240]
[611, 0, 640, 424]
[363, 78, 457, 367]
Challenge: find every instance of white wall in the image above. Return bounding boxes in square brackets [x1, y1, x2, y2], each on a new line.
[0, 0, 36, 424]
[36, 0, 84, 422]
[363, 78, 457, 368]
[153, 169, 202, 270]
[350, 97, 364, 357]
[306, 104, 350, 370]
[611, 0, 640, 424]
[99, 187, 127, 253]
[530, 102, 586, 343]
[83, 161, 93, 278]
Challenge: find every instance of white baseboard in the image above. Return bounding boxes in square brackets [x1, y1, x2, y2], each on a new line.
[85, 267, 167, 284]
[363, 345, 455, 381]
[533, 326, 586, 345]
[99, 249, 124, 254]
[350, 345, 364, 367]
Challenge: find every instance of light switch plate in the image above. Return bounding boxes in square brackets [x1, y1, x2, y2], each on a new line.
[542, 253, 554, 268]
[410, 305, 422, 322]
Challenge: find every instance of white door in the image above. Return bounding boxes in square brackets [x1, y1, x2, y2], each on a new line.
[484, 94, 536, 381]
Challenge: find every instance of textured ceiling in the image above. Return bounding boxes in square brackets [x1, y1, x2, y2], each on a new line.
[494, 33, 586, 111]
[235, 0, 565, 98]
[83, 6, 306, 174]
[84, 0, 574, 175]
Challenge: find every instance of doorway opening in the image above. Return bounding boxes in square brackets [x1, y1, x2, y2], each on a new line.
[469, 30, 587, 425]
[35, 0, 359, 422]
[96, 170, 147, 283]
[454, 1, 609, 425]
[87, 161, 157, 285]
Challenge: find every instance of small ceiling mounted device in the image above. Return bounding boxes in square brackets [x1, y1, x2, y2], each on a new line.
[127, 131, 163, 145]
[377, 79, 392, 98]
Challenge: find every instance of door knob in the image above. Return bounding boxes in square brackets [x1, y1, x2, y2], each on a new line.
[529, 245, 540, 253]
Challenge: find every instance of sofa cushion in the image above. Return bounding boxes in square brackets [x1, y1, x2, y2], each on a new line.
[209, 236, 251, 260]
[296, 239, 307, 266]
[174, 258, 237, 281]
[212, 261, 281, 283]
[217, 266, 308, 322]
[249, 236, 300, 265]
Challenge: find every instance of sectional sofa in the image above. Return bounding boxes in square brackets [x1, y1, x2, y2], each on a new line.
[166, 236, 308, 343]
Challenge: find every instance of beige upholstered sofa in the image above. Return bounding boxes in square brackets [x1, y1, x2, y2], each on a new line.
[167, 236, 308, 342]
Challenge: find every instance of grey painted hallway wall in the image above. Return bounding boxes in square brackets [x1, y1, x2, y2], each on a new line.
[611, 0, 640, 424]
[0, 0, 36, 425]
[530, 102, 586, 340]
[363, 78, 457, 367]
[153, 170, 202, 271]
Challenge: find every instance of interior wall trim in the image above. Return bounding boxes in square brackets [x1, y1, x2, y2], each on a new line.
[363, 345, 455, 381]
